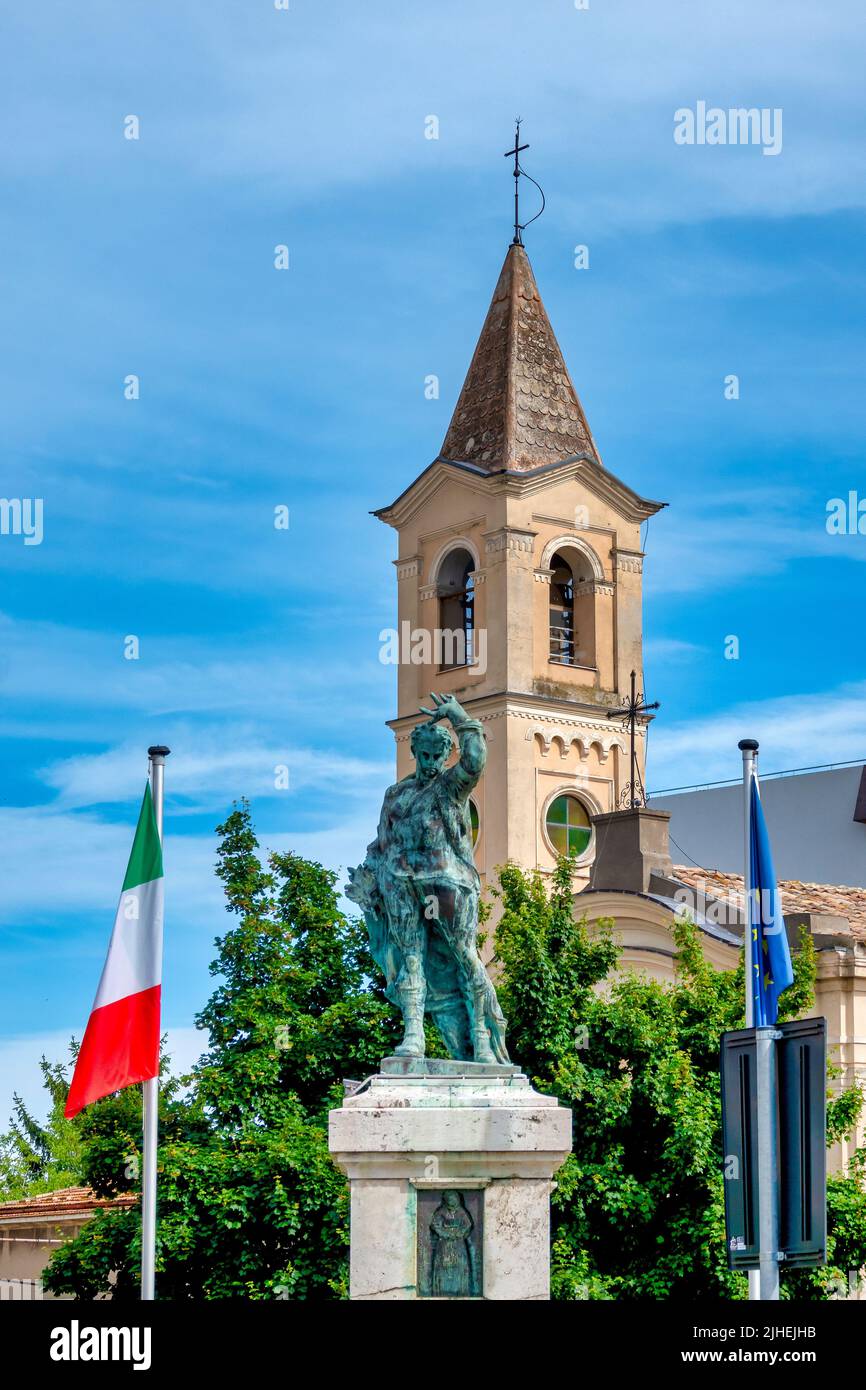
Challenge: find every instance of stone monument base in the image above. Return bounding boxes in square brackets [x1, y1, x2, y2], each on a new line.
[328, 1060, 572, 1300]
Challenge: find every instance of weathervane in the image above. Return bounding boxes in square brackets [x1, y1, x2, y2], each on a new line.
[503, 118, 545, 246]
[607, 670, 660, 809]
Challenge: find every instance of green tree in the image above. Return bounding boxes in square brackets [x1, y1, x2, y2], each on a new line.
[45, 802, 401, 1300]
[0, 1056, 83, 1201]
[491, 856, 866, 1300]
[39, 813, 866, 1300]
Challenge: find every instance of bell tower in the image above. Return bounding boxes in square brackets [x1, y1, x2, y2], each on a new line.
[375, 239, 665, 891]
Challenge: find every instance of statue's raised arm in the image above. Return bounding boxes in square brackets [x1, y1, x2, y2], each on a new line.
[418, 692, 486, 798]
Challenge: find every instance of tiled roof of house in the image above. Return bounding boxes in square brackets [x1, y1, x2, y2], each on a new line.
[673, 865, 866, 940]
[439, 243, 601, 473]
[0, 1186, 136, 1221]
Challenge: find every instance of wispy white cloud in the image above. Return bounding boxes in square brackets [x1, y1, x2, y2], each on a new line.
[647, 679, 866, 790]
[0, 1027, 205, 1131]
[4, 1, 864, 232]
[645, 637, 706, 663]
[38, 736, 391, 812]
[0, 800, 378, 928]
[0, 800, 378, 1103]
[0, 810, 223, 930]
[644, 487, 866, 596]
[2, 0, 865, 1107]
[0, 612, 390, 731]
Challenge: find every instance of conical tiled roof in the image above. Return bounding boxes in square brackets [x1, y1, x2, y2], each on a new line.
[439, 243, 600, 473]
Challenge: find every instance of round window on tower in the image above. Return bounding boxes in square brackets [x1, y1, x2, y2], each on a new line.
[468, 798, 480, 847]
[544, 793, 592, 859]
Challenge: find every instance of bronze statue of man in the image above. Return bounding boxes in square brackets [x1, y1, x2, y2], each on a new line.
[347, 692, 508, 1064]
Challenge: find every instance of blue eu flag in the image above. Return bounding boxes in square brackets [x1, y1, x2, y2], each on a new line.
[748, 778, 794, 1025]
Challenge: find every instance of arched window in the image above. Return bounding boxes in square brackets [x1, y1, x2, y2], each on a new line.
[438, 547, 475, 670]
[549, 552, 575, 665]
[545, 793, 592, 859]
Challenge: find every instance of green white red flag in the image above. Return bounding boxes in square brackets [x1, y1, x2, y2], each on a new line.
[65, 784, 164, 1118]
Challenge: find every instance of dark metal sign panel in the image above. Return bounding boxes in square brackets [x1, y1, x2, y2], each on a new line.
[721, 1018, 826, 1271]
[721, 1027, 760, 1269]
[777, 1016, 827, 1268]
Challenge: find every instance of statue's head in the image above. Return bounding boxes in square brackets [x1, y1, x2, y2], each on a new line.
[442, 1190, 461, 1209]
[410, 720, 453, 783]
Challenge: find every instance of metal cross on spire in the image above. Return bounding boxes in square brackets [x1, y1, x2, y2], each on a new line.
[503, 118, 545, 246]
[607, 670, 660, 810]
[504, 118, 529, 245]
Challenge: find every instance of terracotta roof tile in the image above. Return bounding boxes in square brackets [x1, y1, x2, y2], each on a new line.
[440, 243, 600, 473]
[672, 865, 866, 941]
[0, 1186, 135, 1221]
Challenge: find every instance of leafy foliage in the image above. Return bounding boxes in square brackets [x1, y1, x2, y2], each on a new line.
[44, 801, 401, 1300]
[27, 814, 866, 1301]
[0, 1057, 83, 1200]
[491, 857, 866, 1300]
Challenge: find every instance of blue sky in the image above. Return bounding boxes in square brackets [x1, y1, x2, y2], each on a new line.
[2, 0, 866, 1120]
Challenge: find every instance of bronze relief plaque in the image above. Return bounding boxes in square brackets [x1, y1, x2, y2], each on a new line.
[417, 1188, 483, 1299]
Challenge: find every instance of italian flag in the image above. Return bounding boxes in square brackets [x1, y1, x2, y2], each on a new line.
[65, 785, 164, 1118]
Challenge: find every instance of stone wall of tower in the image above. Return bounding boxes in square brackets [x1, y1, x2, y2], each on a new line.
[379, 237, 663, 892]
[388, 472, 506, 731]
[383, 461, 652, 890]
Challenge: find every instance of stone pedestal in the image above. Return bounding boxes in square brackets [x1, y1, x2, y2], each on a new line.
[328, 1058, 572, 1301]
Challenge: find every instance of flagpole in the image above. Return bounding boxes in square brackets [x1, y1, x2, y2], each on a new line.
[738, 738, 761, 1302]
[738, 738, 781, 1301]
[753, 754, 782, 1302]
[142, 745, 169, 1301]
[755, 1022, 781, 1300]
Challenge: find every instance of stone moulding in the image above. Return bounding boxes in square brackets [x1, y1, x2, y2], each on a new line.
[539, 532, 605, 581]
[429, 534, 482, 581]
[531, 731, 629, 762]
[390, 705, 639, 752]
[373, 457, 666, 534]
[615, 551, 643, 574]
[483, 526, 536, 554]
[520, 713, 633, 762]
[574, 578, 614, 597]
[329, 1070, 572, 1301]
[394, 555, 423, 580]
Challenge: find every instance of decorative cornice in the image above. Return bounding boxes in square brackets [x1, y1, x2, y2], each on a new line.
[483, 526, 536, 555]
[515, 709, 640, 730]
[392, 706, 640, 748]
[534, 567, 554, 584]
[393, 555, 423, 581]
[575, 579, 614, 597]
[373, 458, 667, 532]
[531, 514, 614, 538]
[524, 721, 630, 762]
[418, 570, 485, 601]
[387, 689, 629, 734]
[615, 550, 644, 575]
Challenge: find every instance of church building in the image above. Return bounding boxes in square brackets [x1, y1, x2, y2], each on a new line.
[374, 229, 866, 1181]
[375, 238, 665, 891]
